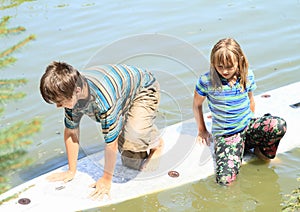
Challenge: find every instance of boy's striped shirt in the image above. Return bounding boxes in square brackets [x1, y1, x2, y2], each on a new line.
[64, 64, 156, 143]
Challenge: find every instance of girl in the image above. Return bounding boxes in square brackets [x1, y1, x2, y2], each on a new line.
[193, 38, 286, 185]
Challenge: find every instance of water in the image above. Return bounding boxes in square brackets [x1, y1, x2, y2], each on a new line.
[97, 149, 300, 211]
[1, 0, 300, 211]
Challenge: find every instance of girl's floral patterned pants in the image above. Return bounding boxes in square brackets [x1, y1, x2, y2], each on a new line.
[214, 114, 287, 185]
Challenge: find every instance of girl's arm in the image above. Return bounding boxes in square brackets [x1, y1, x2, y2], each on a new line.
[248, 92, 255, 113]
[193, 90, 211, 145]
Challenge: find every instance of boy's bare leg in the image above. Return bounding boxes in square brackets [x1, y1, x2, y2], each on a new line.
[140, 138, 164, 171]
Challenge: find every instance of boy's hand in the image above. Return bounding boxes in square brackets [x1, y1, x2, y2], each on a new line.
[46, 170, 75, 183]
[197, 131, 212, 146]
[89, 177, 111, 200]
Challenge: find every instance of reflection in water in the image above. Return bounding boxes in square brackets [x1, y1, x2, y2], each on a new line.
[0, 14, 41, 194]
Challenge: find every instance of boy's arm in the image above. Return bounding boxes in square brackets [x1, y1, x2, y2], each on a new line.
[64, 127, 80, 175]
[103, 140, 118, 182]
[193, 90, 211, 145]
[89, 139, 118, 200]
[46, 127, 79, 182]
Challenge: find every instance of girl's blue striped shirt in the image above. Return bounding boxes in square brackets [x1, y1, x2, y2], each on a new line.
[195, 69, 257, 136]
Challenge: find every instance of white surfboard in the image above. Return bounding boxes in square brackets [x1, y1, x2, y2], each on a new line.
[0, 82, 299, 212]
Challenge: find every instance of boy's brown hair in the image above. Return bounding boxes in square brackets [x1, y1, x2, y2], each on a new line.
[40, 61, 84, 104]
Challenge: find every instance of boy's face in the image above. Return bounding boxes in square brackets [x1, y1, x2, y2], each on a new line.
[55, 94, 78, 109]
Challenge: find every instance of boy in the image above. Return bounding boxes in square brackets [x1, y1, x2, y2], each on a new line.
[40, 61, 163, 199]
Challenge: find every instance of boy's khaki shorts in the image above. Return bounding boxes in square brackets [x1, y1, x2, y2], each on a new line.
[118, 81, 160, 170]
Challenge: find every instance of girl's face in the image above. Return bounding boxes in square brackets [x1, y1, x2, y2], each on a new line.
[215, 63, 238, 80]
[213, 51, 239, 81]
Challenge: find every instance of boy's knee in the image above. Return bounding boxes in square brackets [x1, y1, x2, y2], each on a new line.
[121, 150, 148, 170]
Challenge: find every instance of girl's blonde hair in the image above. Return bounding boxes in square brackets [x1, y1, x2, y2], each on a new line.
[210, 38, 249, 92]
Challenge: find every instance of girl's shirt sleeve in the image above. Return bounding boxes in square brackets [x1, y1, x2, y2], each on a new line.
[247, 69, 257, 92]
[195, 73, 209, 96]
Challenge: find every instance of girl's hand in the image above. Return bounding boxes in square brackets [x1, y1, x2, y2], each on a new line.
[197, 131, 212, 146]
[46, 170, 75, 183]
[89, 177, 111, 200]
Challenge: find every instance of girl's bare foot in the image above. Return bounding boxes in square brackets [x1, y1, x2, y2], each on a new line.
[254, 147, 270, 162]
